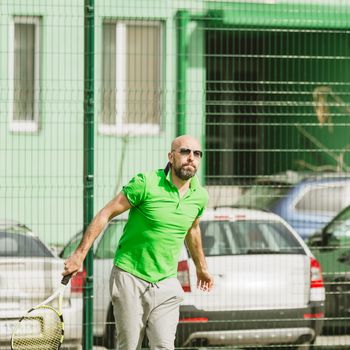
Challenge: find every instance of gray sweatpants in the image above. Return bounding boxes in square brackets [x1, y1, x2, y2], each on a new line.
[109, 266, 184, 350]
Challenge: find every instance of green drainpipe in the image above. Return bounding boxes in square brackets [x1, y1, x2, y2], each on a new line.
[83, 0, 94, 349]
[177, 12, 207, 185]
[177, 10, 189, 136]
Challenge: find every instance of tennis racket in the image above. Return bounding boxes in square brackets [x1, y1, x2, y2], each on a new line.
[11, 274, 72, 350]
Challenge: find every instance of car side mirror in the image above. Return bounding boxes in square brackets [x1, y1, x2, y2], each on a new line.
[307, 232, 323, 247]
[308, 232, 338, 252]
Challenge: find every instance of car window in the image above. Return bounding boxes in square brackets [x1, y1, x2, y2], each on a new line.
[95, 220, 126, 259]
[325, 207, 350, 238]
[0, 231, 53, 257]
[200, 220, 304, 256]
[60, 232, 83, 259]
[295, 185, 345, 214]
[60, 220, 126, 260]
[235, 184, 291, 209]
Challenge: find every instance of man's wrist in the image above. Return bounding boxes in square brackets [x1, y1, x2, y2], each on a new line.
[196, 265, 209, 274]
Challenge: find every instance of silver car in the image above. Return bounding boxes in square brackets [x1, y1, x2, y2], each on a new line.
[61, 208, 325, 350]
[177, 208, 326, 349]
[0, 220, 82, 350]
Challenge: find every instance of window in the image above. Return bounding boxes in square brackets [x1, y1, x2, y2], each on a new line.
[95, 220, 126, 259]
[235, 183, 292, 210]
[325, 207, 350, 238]
[205, 29, 350, 185]
[200, 220, 304, 256]
[9, 17, 40, 132]
[101, 20, 163, 135]
[295, 185, 345, 215]
[0, 232, 51, 257]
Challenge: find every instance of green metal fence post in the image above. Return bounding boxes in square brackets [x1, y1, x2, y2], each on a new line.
[83, 0, 94, 349]
[177, 10, 189, 136]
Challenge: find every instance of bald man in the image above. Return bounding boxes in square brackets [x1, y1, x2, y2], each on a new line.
[63, 135, 213, 350]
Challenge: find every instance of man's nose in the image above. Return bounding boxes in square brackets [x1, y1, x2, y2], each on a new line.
[187, 151, 195, 160]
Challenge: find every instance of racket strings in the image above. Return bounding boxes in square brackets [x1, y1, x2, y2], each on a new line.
[11, 306, 63, 350]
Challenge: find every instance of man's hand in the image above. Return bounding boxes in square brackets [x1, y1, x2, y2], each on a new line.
[62, 251, 85, 277]
[196, 269, 214, 292]
[185, 217, 214, 292]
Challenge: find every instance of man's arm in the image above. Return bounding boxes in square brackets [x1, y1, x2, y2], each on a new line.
[62, 192, 131, 276]
[185, 217, 214, 291]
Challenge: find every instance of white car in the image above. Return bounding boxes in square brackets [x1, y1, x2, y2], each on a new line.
[177, 207, 325, 349]
[0, 220, 82, 350]
[61, 207, 326, 349]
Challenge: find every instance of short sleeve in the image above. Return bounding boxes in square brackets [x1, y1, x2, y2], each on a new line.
[122, 173, 146, 207]
[197, 190, 209, 218]
[197, 206, 206, 218]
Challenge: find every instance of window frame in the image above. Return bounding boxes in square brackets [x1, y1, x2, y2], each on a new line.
[8, 16, 40, 133]
[99, 19, 163, 136]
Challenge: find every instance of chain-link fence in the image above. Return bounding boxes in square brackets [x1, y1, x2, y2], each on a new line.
[1, 1, 350, 349]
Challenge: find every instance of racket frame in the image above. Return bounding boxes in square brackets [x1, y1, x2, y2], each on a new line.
[10, 275, 71, 350]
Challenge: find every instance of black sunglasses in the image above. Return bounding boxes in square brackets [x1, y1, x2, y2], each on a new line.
[173, 148, 203, 158]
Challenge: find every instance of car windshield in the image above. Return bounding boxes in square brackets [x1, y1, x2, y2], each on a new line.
[60, 231, 83, 259]
[200, 220, 304, 256]
[0, 231, 53, 257]
[234, 183, 291, 210]
[60, 220, 126, 260]
[95, 220, 126, 259]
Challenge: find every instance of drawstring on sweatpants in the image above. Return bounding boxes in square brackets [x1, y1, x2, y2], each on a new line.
[144, 282, 160, 293]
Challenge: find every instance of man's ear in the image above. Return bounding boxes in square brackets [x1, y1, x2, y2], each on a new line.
[168, 151, 173, 164]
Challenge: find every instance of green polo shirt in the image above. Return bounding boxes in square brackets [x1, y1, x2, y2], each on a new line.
[114, 168, 208, 283]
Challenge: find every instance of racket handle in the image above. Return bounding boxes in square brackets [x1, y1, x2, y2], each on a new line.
[61, 274, 73, 286]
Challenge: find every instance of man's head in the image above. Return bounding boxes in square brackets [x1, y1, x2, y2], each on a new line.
[168, 135, 202, 181]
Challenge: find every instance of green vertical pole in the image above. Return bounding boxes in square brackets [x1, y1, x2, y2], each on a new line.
[83, 1, 94, 349]
[177, 10, 189, 136]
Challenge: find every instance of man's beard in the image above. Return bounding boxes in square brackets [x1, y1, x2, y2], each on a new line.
[173, 164, 197, 180]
